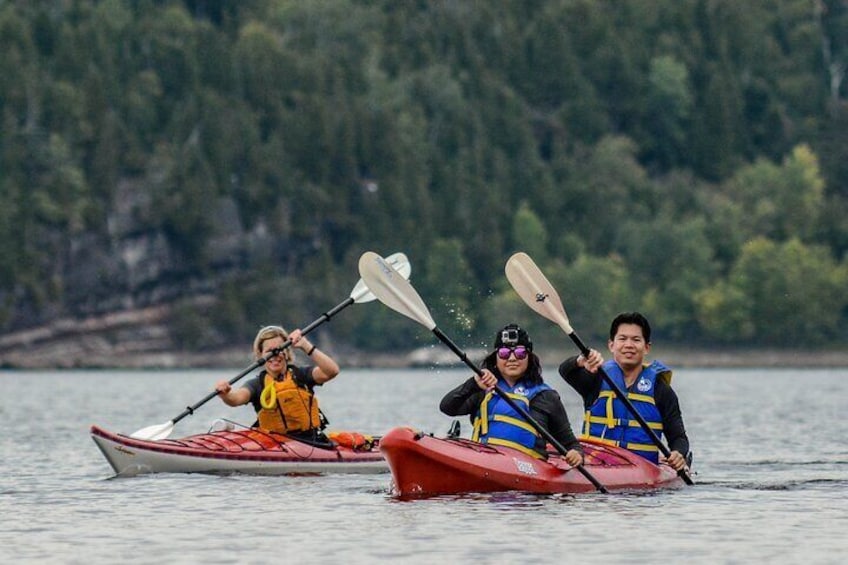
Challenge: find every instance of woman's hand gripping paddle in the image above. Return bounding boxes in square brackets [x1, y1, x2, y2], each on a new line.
[505, 251, 694, 485]
[358, 251, 608, 493]
[129, 252, 412, 441]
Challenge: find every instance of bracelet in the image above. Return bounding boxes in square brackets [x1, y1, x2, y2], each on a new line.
[306, 344, 316, 356]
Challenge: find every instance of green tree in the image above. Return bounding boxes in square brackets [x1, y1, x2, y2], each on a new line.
[548, 254, 636, 343]
[511, 201, 548, 262]
[722, 144, 825, 242]
[696, 237, 847, 344]
[557, 136, 653, 256]
[694, 281, 755, 342]
[618, 216, 717, 340]
[422, 238, 476, 337]
[644, 54, 692, 168]
[690, 61, 746, 180]
[149, 139, 217, 267]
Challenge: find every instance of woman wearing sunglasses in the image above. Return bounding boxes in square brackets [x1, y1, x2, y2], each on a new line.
[214, 325, 340, 444]
[440, 324, 584, 466]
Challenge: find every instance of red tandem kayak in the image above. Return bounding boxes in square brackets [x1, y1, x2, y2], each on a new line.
[91, 424, 388, 477]
[380, 426, 684, 497]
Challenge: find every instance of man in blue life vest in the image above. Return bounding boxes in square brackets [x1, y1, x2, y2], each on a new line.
[559, 312, 690, 472]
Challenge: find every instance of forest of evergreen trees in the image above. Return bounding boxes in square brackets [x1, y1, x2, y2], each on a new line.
[1, 0, 846, 354]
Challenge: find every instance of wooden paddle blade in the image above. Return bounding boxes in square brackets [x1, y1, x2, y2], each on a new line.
[358, 251, 436, 330]
[505, 252, 574, 334]
[350, 252, 411, 303]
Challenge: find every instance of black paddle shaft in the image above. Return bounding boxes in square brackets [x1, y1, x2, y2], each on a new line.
[567, 331, 695, 486]
[432, 327, 608, 493]
[297, 296, 355, 336]
[172, 296, 357, 426]
[172, 357, 267, 425]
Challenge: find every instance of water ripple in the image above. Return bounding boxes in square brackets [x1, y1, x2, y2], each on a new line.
[2, 368, 847, 564]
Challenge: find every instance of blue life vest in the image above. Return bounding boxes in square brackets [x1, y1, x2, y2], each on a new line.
[472, 379, 551, 459]
[583, 360, 669, 464]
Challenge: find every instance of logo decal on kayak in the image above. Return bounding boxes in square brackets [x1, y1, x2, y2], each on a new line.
[513, 457, 538, 476]
[535, 292, 548, 303]
[637, 377, 652, 392]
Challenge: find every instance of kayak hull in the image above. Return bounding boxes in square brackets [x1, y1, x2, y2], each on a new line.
[91, 424, 388, 477]
[380, 426, 684, 497]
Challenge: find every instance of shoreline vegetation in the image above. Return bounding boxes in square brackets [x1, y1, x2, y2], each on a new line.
[1, 343, 846, 370]
[0, 308, 844, 370]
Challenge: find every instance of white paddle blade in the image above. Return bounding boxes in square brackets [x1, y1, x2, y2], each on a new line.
[505, 252, 574, 334]
[358, 251, 436, 330]
[130, 420, 175, 441]
[350, 252, 412, 303]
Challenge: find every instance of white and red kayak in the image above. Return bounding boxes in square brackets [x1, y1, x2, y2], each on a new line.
[380, 426, 685, 497]
[91, 424, 388, 477]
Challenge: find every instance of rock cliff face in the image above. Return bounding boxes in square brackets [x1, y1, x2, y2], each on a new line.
[0, 181, 261, 368]
[0, 299, 246, 368]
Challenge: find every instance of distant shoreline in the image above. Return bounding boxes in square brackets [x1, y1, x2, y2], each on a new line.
[2, 305, 844, 370]
[1, 340, 846, 370]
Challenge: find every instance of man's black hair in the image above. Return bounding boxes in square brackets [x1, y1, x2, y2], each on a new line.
[609, 312, 652, 343]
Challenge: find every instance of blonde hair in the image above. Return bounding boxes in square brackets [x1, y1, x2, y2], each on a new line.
[253, 326, 294, 363]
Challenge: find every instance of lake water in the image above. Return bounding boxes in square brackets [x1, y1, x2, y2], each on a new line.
[1, 366, 846, 564]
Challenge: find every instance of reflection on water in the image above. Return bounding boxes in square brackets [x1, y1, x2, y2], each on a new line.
[1, 368, 846, 564]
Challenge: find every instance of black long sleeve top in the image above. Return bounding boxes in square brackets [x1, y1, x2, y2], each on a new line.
[558, 356, 690, 456]
[439, 377, 583, 457]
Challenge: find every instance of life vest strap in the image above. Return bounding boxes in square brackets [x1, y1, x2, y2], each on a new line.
[471, 418, 482, 442]
[626, 442, 660, 452]
[630, 420, 663, 430]
[492, 414, 539, 435]
[579, 435, 660, 454]
[585, 415, 662, 430]
[503, 392, 531, 407]
[485, 437, 546, 460]
[627, 392, 656, 405]
[580, 434, 619, 447]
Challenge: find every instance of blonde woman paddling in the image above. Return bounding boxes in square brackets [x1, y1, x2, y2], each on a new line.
[215, 325, 340, 444]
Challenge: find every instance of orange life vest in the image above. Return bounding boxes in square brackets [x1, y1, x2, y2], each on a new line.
[257, 371, 321, 433]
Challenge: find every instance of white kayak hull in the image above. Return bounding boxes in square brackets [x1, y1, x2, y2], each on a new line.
[91, 425, 388, 477]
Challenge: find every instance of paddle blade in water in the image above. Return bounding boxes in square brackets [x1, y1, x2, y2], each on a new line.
[358, 251, 436, 330]
[505, 252, 573, 334]
[130, 420, 175, 441]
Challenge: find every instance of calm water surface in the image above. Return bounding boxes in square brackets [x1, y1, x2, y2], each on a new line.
[1, 366, 846, 564]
